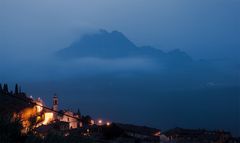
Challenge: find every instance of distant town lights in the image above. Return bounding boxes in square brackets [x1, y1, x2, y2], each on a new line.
[98, 120, 102, 125]
[106, 122, 111, 126]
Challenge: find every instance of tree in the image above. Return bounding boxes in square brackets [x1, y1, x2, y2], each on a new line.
[82, 115, 92, 125]
[0, 84, 2, 94]
[0, 114, 25, 143]
[77, 109, 81, 117]
[102, 123, 124, 139]
[3, 84, 9, 94]
[24, 132, 42, 143]
[76, 109, 82, 128]
[43, 131, 65, 143]
[15, 84, 19, 95]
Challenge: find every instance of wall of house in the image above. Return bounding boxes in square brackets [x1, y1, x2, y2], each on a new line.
[59, 111, 78, 129]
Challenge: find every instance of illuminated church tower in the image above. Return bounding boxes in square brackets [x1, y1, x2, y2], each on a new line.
[53, 94, 58, 120]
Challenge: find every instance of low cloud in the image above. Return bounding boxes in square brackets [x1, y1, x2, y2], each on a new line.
[0, 56, 162, 82]
[55, 57, 160, 76]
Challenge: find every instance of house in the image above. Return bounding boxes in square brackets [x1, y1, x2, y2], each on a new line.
[114, 123, 161, 143]
[33, 95, 82, 130]
[162, 127, 234, 143]
[58, 110, 82, 129]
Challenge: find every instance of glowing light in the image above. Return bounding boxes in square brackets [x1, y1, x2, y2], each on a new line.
[90, 120, 95, 125]
[98, 120, 102, 125]
[36, 116, 41, 122]
[35, 103, 43, 113]
[20, 107, 38, 131]
[154, 131, 161, 136]
[21, 108, 37, 120]
[35, 98, 43, 113]
[64, 133, 70, 137]
[42, 112, 54, 125]
[106, 122, 111, 126]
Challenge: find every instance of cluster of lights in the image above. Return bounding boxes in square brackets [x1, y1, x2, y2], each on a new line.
[96, 119, 111, 126]
[19, 95, 113, 133]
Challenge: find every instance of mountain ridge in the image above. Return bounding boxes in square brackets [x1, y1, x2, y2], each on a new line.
[56, 30, 192, 63]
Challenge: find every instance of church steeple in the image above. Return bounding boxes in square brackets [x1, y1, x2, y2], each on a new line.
[53, 94, 58, 120]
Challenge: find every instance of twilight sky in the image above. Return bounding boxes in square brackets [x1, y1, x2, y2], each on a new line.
[0, 0, 240, 61]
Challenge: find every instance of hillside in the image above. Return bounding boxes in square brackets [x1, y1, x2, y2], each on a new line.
[0, 90, 33, 116]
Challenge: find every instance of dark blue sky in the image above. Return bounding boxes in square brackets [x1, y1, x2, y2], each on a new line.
[0, 0, 239, 61]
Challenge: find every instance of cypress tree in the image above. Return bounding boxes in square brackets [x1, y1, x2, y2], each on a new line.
[77, 109, 81, 116]
[0, 84, 2, 94]
[3, 84, 8, 94]
[15, 84, 19, 95]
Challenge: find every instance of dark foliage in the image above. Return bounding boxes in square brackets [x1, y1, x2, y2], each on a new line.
[3, 83, 9, 94]
[24, 132, 42, 143]
[81, 115, 92, 126]
[0, 84, 2, 94]
[102, 123, 125, 139]
[15, 84, 19, 95]
[0, 115, 25, 143]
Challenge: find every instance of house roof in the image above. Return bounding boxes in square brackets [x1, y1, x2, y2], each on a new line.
[114, 123, 160, 136]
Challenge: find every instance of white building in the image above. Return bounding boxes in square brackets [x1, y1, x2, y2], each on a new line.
[51, 95, 82, 129]
[58, 110, 81, 129]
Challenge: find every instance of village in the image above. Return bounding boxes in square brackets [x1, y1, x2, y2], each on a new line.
[0, 84, 239, 143]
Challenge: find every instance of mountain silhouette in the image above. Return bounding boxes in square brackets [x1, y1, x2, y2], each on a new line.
[56, 30, 192, 64]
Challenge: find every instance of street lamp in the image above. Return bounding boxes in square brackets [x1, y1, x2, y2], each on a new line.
[106, 122, 111, 126]
[98, 120, 102, 125]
